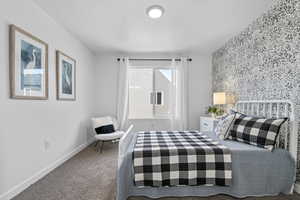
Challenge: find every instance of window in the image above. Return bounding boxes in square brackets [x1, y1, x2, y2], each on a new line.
[128, 67, 173, 119]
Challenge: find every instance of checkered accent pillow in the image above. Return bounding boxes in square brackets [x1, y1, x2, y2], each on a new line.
[227, 116, 287, 150]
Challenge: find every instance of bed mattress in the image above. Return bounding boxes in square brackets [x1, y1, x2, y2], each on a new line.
[117, 131, 296, 200]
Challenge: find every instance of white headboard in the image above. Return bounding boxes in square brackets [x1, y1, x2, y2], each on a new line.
[234, 100, 298, 161]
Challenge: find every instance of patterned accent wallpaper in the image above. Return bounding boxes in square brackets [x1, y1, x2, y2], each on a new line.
[212, 0, 300, 179]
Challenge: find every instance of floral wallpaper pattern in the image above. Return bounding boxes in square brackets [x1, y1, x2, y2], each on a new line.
[212, 0, 300, 180]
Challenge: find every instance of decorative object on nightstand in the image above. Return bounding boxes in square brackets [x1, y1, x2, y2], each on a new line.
[207, 106, 224, 118]
[200, 117, 219, 133]
[212, 92, 226, 117]
[213, 92, 236, 115]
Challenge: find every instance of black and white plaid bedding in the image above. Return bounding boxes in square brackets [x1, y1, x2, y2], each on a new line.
[227, 116, 287, 150]
[133, 131, 232, 187]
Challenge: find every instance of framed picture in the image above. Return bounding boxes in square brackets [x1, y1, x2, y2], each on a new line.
[9, 24, 48, 100]
[56, 50, 76, 101]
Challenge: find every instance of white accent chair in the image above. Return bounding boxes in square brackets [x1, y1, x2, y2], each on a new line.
[91, 116, 133, 153]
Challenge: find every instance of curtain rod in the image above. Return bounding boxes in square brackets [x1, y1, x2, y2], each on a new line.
[117, 58, 192, 62]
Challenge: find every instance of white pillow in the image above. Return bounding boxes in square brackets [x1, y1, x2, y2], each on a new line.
[215, 114, 236, 140]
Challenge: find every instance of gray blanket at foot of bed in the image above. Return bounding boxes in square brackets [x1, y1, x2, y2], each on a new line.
[117, 131, 296, 200]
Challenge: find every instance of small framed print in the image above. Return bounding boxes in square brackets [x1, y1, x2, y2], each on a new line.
[9, 24, 48, 100]
[56, 50, 76, 101]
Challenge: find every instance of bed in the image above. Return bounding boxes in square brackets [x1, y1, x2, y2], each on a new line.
[117, 100, 298, 200]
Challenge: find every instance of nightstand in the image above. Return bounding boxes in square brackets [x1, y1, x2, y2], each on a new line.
[199, 117, 219, 132]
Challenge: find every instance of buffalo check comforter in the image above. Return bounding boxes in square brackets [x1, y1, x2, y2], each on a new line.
[133, 131, 232, 187]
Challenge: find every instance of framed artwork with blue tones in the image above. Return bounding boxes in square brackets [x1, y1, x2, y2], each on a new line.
[9, 25, 48, 100]
[56, 51, 76, 101]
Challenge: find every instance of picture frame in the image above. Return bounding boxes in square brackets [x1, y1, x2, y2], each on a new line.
[9, 24, 48, 100]
[56, 50, 76, 101]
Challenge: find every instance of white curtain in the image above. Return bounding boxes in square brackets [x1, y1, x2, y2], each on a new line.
[117, 58, 129, 130]
[170, 58, 189, 131]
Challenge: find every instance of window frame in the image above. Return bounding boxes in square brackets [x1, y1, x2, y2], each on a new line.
[128, 65, 173, 120]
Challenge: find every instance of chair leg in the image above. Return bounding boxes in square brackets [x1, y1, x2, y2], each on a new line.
[96, 141, 104, 153]
[100, 141, 104, 153]
[94, 141, 99, 148]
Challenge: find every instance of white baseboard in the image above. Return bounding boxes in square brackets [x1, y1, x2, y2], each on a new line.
[294, 182, 300, 194]
[0, 141, 94, 200]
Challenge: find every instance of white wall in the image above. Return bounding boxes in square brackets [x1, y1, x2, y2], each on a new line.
[188, 53, 212, 129]
[95, 53, 212, 131]
[0, 0, 96, 199]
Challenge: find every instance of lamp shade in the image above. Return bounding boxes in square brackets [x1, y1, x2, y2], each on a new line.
[213, 92, 226, 105]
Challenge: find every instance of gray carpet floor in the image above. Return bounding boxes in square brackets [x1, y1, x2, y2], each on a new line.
[13, 142, 300, 200]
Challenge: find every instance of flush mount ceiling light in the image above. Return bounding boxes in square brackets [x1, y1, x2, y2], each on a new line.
[146, 5, 164, 19]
